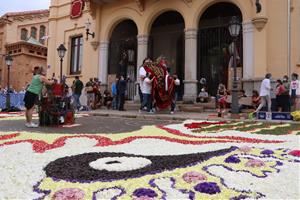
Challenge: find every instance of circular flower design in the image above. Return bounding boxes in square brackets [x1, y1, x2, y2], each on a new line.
[261, 149, 274, 155]
[133, 188, 158, 198]
[194, 182, 221, 195]
[225, 155, 241, 164]
[52, 188, 85, 200]
[239, 146, 252, 153]
[245, 159, 265, 167]
[89, 157, 152, 171]
[182, 171, 207, 183]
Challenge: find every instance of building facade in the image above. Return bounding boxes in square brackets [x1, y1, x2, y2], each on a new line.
[47, 0, 300, 101]
[0, 10, 49, 91]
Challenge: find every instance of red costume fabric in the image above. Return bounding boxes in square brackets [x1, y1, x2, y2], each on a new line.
[142, 59, 175, 109]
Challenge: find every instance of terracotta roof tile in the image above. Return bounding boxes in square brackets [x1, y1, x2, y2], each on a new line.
[1, 9, 49, 18]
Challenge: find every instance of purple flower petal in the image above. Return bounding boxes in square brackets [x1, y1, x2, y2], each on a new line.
[133, 188, 158, 198]
[225, 156, 241, 163]
[194, 182, 221, 195]
[261, 149, 274, 155]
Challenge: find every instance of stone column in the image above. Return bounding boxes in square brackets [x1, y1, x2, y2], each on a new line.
[134, 35, 148, 101]
[242, 21, 254, 95]
[98, 41, 109, 85]
[183, 28, 198, 102]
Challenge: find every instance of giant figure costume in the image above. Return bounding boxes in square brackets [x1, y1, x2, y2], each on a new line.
[140, 58, 175, 109]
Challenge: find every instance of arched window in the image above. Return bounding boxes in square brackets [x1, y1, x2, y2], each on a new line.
[39, 25, 46, 44]
[30, 27, 37, 39]
[21, 28, 28, 40]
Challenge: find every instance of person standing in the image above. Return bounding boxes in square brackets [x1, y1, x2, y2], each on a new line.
[117, 75, 127, 111]
[282, 75, 290, 112]
[141, 72, 155, 113]
[252, 73, 272, 116]
[138, 58, 151, 112]
[290, 73, 300, 111]
[85, 78, 94, 109]
[216, 83, 227, 117]
[72, 76, 83, 111]
[111, 77, 118, 110]
[275, 79, 285, 112]
[23, 67, 54, 128]
[170, 74, 180, 114]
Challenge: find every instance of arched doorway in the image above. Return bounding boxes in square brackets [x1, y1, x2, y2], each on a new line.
[148, 11, 185, 100]
[108, 19, 138, 100]
[197, 2, 243, 95]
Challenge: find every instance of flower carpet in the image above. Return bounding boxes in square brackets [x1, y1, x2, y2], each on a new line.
[0, 118, 300, 200]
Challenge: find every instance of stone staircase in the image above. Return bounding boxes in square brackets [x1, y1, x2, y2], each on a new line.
[125, 101, 216, 112]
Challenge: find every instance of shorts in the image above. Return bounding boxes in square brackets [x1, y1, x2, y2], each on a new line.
[24, 91, 38, 109]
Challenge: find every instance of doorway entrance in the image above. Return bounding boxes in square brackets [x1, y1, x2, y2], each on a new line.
[148, 11, 185, 100]
[197, 2, 243, 95]
[108, 20, 138, 100]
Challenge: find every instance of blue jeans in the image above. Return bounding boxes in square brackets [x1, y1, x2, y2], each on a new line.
[142, 93, 152, 112]
[112, 95, 118, 110]
[73, 94, 81, 110]
[171, 92, 178, 112]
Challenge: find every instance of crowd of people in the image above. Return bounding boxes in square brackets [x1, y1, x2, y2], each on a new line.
[71, 76, 128, 111]
[3, 62, 300, 127]
[198, 72, 300, 117]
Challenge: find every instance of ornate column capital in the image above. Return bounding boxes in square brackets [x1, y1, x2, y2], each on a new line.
[137, 35, 148, 45]
[99, 41, 109, 50]
[242, 21, 254, 34]
[184, 28, 197, 40]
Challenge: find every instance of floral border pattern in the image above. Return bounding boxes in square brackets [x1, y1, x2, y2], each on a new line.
[0, 119, 299, 199]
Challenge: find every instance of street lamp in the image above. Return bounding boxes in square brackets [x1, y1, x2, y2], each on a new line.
[228, 16, 241, 114]
[5, 54, 13, 111]
[85, 19, 95, 40]
[57, 44, 67, 83]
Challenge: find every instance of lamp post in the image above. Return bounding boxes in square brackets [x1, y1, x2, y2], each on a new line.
[85, 19, 95, 40]
[5, 54, 13, 110]
[228, 16, 241, 115]
[57, 44, 67, 83]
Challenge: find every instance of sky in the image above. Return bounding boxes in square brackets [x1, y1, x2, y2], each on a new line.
[0, 0, 51, 16]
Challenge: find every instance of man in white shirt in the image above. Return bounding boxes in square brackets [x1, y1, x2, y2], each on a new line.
[141, 72, 154, 113]
[253, 73, 272, 115]
[138, 58, 152, 112]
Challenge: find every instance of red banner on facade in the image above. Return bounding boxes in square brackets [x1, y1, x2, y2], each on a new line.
[70, 0, 85, 19]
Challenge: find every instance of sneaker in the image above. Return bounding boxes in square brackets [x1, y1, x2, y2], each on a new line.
[26, 122, 39, 128]
[148, 110, 154, 114]
[25, 123, 31, 127]
[170, 111, 174, 114]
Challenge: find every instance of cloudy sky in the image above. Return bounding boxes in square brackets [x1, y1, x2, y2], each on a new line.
[0, 0, 51, 16]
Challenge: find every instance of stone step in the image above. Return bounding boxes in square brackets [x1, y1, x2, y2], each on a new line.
[124, 101, 216, 113]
